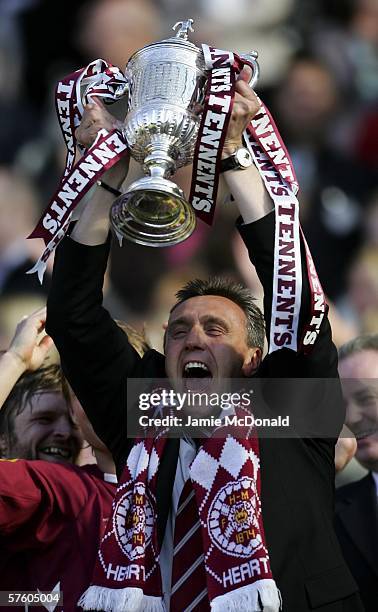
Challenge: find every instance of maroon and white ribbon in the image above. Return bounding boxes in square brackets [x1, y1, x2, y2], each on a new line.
[189, 45, 237, 224]
[191, 47, 323, 354]
[244, 103, 302, 354]
[299, 231, 328, 353]
[27, 59, 129, 282]
[244, 100, 325, 354]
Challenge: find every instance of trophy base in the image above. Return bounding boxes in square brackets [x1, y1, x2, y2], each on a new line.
[110, 177, 196, 247]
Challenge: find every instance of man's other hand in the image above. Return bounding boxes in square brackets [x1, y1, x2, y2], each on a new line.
[6, 307, 53, 373]
[222, 67, 261, 158]
[75, 97, 123, 149]
[75, 97, 129, 189]
[335, 426, 358, 473]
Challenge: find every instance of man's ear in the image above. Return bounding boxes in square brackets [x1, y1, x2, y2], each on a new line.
[0, 434, 9, 458]
[242, 348, 262, 377]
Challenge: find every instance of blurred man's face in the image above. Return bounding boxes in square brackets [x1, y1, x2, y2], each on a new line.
[275, 61, 338, 141]
[339, 350, 378, 471]
[7, 392, 82, 464]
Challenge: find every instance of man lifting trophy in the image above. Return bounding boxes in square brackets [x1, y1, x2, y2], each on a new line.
[43, 16, 364, 612]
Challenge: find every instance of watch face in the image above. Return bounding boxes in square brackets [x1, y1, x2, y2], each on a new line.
[235, 148, 252, 168]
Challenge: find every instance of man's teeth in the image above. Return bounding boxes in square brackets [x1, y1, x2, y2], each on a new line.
[183, 361, 211, 378]
[39, 447, 70, 458]
[184, 362, 210, 373]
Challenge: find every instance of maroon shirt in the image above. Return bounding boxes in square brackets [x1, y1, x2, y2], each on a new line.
[0, 459, 116, 611]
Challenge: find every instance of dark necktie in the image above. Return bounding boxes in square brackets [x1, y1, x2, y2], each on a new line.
[170, 478, 210, 611]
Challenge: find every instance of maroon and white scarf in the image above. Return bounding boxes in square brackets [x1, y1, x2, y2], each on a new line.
[78, 405, 281, 611]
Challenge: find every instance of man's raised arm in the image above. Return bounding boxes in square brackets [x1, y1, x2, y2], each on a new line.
[220, 78, 341, 446]
[0, 308, 53, 409]
[221, 78, 337, 380]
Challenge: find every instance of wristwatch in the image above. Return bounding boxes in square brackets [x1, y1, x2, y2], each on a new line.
[220, 147, 253, 173]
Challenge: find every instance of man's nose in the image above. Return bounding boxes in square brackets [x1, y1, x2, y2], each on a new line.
[53, 416, 75, 439]
[185, 325, 206, 350]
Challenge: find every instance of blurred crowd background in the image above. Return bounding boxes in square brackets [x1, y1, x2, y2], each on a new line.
[0, 0, 377, 357]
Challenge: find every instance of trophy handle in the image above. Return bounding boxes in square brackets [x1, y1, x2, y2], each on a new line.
[239, 52, 260, 89]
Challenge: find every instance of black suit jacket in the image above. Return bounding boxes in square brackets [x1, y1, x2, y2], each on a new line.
[335, 474, 378, 611]
[47, 212, 361, 611]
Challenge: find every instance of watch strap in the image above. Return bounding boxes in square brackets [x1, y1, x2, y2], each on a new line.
[220, 155, 239, 173]
[220, 147, 252, 173]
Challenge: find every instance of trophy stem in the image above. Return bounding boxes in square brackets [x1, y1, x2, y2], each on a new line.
[143, 148, 175, 179]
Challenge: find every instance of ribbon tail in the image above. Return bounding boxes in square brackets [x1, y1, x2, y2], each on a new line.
[112, 227, 124, 247]
[26, 259, 47, 285]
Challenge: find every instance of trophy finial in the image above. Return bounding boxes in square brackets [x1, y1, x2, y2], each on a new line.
[172, 19, 194, 40]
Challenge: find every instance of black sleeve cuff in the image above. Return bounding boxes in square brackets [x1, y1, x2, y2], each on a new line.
[236, 210, 275, 269]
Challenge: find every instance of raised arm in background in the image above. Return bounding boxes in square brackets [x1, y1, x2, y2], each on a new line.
[0, 308, 53, 408]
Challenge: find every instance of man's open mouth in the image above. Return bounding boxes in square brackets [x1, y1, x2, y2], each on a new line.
[38, 446, 72, 461]
[183, 361, 212, 379]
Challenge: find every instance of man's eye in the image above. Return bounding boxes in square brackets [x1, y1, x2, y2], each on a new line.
[172, 329, 186, 338]
[207, 327, 223, 335]
[34, 414, 54, 424]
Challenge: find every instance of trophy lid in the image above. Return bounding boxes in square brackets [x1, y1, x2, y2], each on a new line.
[126, 19, 202, 70]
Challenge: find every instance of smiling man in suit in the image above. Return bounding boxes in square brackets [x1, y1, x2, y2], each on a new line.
[336, 334, 378, 612]
[46, 76, 364, 610]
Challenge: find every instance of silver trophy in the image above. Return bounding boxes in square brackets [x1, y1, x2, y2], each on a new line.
[111, 19, 259, 247]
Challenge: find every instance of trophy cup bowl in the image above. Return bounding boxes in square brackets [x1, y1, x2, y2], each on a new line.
[110, 20, 259, 247]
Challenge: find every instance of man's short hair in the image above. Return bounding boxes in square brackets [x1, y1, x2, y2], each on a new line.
[172, 277, 265, 351]
[0, 364, 70, 446]
[339, 334, 378, 361]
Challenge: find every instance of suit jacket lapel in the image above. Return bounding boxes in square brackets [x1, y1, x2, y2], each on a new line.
[338, 473, 378, 576]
